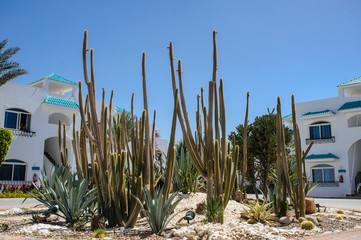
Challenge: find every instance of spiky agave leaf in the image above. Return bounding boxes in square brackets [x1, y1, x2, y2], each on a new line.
[133, 187, 182, 234]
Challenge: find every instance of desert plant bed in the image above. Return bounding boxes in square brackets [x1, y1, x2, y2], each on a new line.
[0, 193, 361, 240]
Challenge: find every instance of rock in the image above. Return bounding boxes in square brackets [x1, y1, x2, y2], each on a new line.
[234, 189, 242, 202]
[269, 215, 279, 222]
[305, 198, 318, 214]
[196, 202, 206, 214]
[187, 236, 197, 240]
[298, 217, 307, 223]
[293, 219, 299, 223]
[306, 216, 319, 225]
[91, 214, 105, 231]
[316, 217, 323, 223]
[279, 216, 292, 225]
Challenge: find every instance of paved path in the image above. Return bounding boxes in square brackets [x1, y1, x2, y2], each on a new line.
[0, 198, 41, 210]
[301, 227, 361, 239]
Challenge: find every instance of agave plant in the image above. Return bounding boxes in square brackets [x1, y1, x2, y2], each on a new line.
[173, 141, 199, 194]
[242, 200, 273, 225]
[205, 197, 223, 223]
[133, 187, 182, 234]
[26, 166, 97, 223]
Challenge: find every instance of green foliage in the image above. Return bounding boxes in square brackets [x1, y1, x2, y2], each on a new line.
[173, 141, 199, 194]
[242, 200, 273, 225]
[0, 129, 12, 165]
[205, 197, 224, 223]
[0, 223, 8, 231]
[336, 209, 345, 214]
[334, 215, 344, 220]
[0, 39, 27, 86]
[27, 166, 97, 223]
[229, 112, 292, 197]
[133, 187, 182, 234]
[0, 190, 35, 198]
[31, 214, 39, 223]
[300, 220, 314, 230]
[112, 111, 134, 140]
[92, 229, 108, 238]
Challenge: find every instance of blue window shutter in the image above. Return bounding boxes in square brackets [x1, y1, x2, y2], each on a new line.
[4, 112, 17, 129]
[321, 125, 331, 138]
[310, 126, 320, 139]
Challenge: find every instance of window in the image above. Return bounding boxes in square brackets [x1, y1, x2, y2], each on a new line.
[4, 108, 31, 131]
[0, 160, 26, 181]
[312, 164, 335, 183]
[309, 121, 331, 139]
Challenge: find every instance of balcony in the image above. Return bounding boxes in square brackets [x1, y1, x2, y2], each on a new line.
[11, 129, 36, 137]
[306, 136, 335, 145]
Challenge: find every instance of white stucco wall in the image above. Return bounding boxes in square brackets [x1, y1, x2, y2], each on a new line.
[290, 90, 361, 197]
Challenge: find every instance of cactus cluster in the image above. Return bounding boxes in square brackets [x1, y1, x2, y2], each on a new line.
[275, 96, 313, 218]
[59, 30, 179, 228]
[300, 220, 314, 230]
[168, 30, 248, 223]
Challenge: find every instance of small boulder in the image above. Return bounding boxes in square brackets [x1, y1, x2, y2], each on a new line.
[234, 189, 242, 202]
[279, 216, 292, 225]
[298, 217, 307, 223]
[316, 217, 323, 223]
[90, 214, 105, 231]
[293, 219, 299, 223]
[306, 216, 319, 225]
[305, 198, 317, 214]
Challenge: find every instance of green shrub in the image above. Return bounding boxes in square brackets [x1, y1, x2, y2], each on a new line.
[26, 166, 97, 223]
[334, 215, 343, 220]
[133, 187, 182, 234]
[300, 220, 314, 230]
[92, 229, 108, 238]
[336, 209, 344, 214]
[0, 129, 12, 165]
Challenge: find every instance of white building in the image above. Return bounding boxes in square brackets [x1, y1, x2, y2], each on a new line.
[0, 74, 168, 185]
[284, 76, 361, 197]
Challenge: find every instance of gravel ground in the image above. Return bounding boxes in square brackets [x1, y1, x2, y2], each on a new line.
[0, 194, 360, 239]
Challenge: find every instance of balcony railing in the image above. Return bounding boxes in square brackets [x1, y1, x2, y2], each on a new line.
[11, 129, 36, 137]
[310, 181, 339, 187]
[306, 136, 335, 145]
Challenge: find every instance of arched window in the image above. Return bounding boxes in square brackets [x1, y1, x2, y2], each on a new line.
[48, 113, 70, 126]
[4, 108, 31, 131]
[0, 159, 26, 181]
[309, 121, 332, 139]
[312, 164, 335, 183]
[348, 114, 361, 128]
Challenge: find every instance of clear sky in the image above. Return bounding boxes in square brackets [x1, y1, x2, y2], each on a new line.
[1, 0, 361, 141]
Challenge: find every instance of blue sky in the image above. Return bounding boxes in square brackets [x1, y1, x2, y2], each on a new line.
[2, 0, 361, 140]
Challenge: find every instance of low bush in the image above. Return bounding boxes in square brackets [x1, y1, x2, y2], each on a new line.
[0, 129, 12, 165]
[336, 209, 344, 214]
[334, 215, 344, 220]
[300, 221, 314, 230]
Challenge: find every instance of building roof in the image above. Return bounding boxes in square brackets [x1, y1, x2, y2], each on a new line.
[282, 114, 292, 120]
[337, 76, 361, 87]
[115, 106, 130, 114]
[43, 97, 79, 108]
[338, 100, 361, 111]
[300, 110, 335, 118]
[29, 73, 78, 86]
[305, 153, 339, 160]
[46, 73, 78, 85]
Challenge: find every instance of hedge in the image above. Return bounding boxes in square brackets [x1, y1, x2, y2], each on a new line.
[0, 129, 12, 165]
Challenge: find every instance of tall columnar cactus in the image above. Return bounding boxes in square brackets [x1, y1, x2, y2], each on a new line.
[275, 96, 313, 218]
[59, 30, 178, 227]
[168, 30, 242, 223]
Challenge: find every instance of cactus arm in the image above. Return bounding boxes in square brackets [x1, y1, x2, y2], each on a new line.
[163, 89, 178, 199]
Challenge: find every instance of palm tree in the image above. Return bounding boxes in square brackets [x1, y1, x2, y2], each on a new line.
[0, 39, 27, 86]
